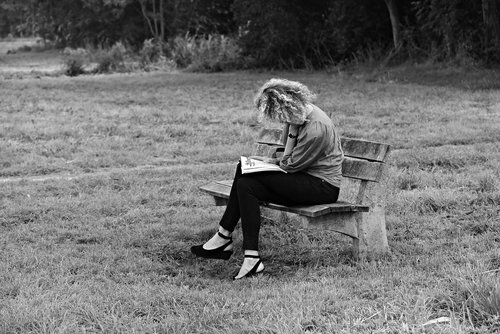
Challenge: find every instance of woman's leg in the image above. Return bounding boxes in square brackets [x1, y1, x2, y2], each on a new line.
[191, 163, 243, 256]
[236, 171, 339, 250]
[218, 162, 244, 233]
[233, 171, 338, 279]
[193, 162, 339, 277]
[193, 162, 249, 252]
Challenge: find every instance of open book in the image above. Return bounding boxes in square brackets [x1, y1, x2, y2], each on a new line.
[240, 156, 287, 174]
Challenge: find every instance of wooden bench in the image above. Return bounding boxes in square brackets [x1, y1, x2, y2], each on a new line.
[200, 128, 391, 259]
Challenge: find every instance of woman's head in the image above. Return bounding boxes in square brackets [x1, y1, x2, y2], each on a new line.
[254, 78, 316, 125]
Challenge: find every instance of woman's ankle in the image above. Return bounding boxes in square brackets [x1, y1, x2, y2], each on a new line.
[218, 226, 232, 238]
[233, 251, 264, 279]
[244, 249, 259, 257]
[203, 230, 232, 250]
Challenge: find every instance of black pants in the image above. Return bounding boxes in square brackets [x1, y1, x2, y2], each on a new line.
[219, 162, 340, 250]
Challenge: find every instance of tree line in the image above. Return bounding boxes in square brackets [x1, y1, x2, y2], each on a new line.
[1, 0, 500, 67]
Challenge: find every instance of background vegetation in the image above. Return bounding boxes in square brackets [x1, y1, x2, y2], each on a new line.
[1, 0, 500, 69]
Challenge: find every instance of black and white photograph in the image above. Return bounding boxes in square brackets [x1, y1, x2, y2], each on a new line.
[1, 0, 500, 332]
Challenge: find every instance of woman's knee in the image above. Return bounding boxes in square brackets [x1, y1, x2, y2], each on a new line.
[237, 177, 265, 198]
[236, 177, 252, 193]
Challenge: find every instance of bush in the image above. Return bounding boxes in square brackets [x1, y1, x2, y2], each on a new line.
[62, 47, 89, 76]
[140, 39, 163, 68]
[170, 34, 193, 68]
[170, 34, 242, 72]
[94, 42, 128, 73]
[17, 45, 32, 52]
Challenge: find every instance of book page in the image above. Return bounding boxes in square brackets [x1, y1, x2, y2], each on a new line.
[240, 156, 287, 174]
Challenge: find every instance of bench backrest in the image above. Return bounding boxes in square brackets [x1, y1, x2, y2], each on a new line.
[256, 128, 391, 183]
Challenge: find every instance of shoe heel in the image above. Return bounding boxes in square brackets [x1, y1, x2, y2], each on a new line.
[220, 250, 233, 260]
[190, 239, 233, 260]
[233, 255, 264, 280]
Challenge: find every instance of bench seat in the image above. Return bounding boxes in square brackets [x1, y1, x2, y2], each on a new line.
[200, 180, 369, 217]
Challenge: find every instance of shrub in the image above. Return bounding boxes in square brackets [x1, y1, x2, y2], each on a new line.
[170, 34, 242, 72]
[170, 34, 194, 68]
[140, 39, 163, 68]
[17, 45, 32, 52]
[94, 42, 128, 73]
[62, 47, 89, 76]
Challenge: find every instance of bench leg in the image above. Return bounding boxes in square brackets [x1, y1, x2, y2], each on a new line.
[298, 213, 359, 240]
[354, 206, 389, 260]
[295, 209, 389, 260]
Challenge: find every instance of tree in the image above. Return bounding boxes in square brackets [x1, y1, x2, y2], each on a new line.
[383, 0, 401, 50]
[138, 0, 165, 42]
[482, 0, 500, 58]
[0, 0, 36, 37]
[231, 0, 392, 68]
[232, 0, 302, 67]
[2, 0, 498, 66]
[25, 0, 147, 47]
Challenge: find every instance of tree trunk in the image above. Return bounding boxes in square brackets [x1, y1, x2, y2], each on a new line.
[383, 0, 401, 50]
[139, 0, 155, 38]
[159, 0, 165, 43]
[152, 0, 159, 40]
[31, 0, 36, 36]
[483, 0, 500, 53]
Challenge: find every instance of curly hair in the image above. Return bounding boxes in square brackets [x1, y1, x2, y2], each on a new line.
[254, 78, 317, 124]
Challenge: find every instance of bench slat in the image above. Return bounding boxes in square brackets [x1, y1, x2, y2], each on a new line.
[341, 137, 390, 162]
[199, 181, 369, 218]
[256, 129, 391, 163]
[199, 181, 231, 199]
[209, 157, 385, 185]
[342, 157, 385, 182]
[256, 128, 283, 145]
[264, 201, 369, 217]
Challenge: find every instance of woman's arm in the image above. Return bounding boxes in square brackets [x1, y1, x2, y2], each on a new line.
[279, 121, 330, 172]
[281, 123, 290, 145]
[282, 124, 299, 158]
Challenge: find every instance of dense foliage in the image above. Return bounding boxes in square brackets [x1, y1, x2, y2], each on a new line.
[1, 0, 499, 67]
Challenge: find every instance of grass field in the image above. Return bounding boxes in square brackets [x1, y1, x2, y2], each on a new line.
[1, 45, 500, 333]
[0, 38, 61, 76]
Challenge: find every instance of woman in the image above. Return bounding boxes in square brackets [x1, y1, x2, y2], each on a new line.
[191, 78, 344, 280]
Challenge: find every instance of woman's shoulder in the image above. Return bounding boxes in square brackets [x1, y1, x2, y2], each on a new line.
[307, 104, 331, 121]
[302, 118, 332, 139]
[305, 106, 333, 127]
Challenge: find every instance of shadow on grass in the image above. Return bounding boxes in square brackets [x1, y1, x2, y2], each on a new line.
[142, 231, 238, 280]
[143, 223, 359, 281]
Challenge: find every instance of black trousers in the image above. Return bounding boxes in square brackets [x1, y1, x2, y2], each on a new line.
[219, 162, 340, 250]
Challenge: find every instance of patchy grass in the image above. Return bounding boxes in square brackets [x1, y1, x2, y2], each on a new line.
[1, 57, 500, 333]
[0, 37, 39, 54]
[0, 38, 61, 77]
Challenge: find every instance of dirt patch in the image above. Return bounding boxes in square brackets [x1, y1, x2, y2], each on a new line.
[0, 162, 232, 184]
